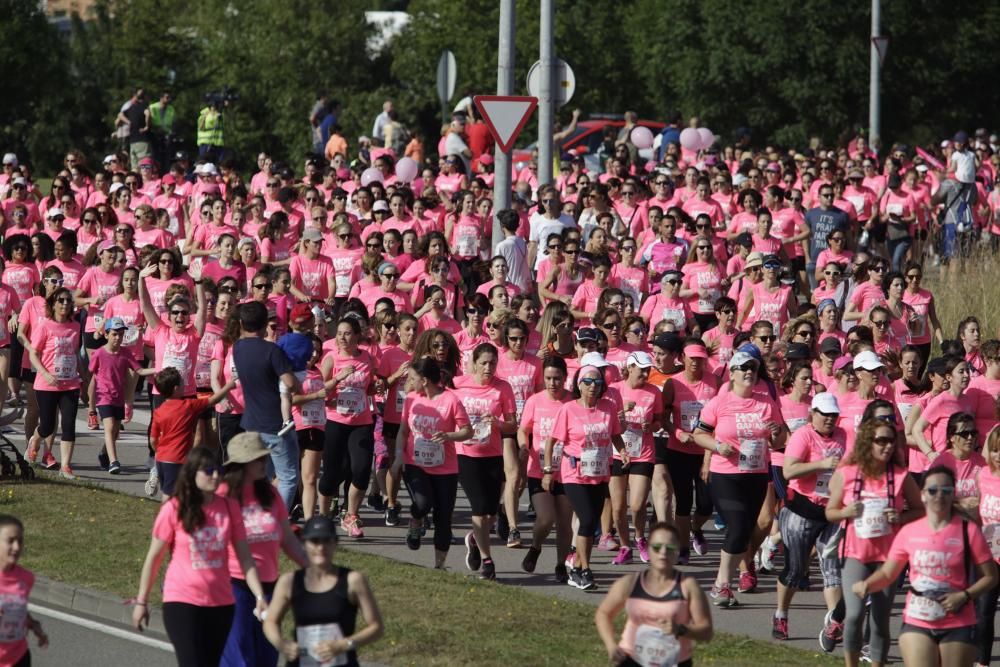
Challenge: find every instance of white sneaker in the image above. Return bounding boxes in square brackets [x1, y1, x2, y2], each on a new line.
[144, 466, 159, 497]
[759, 535, 781, 572]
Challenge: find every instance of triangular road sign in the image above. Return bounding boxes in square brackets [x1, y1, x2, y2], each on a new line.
[473, 95, 538, 153]
[872, 36, 889, 66]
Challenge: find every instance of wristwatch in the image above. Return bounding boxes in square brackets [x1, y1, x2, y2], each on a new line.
[542, 466, 553, 474]
[346, 638, 356, 652]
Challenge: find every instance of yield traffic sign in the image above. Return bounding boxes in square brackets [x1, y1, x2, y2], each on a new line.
[473, 95, 538, 153]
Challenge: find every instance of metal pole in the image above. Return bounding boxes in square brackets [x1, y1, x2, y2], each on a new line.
[537, 0, 554, 187]
[869, 0, 881, 149]
[493, 0, 515, 251]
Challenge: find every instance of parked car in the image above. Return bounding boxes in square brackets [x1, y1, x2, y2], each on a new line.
[512, 117, 664, 175]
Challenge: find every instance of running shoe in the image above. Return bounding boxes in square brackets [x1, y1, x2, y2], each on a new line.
[553, 564, 569, 584]
[97, 448, 110, 471]
[738, 567, 758, 594]
[568, 567, 597, 590]
[124, 404, 133, 424]
[522, 546, 541, 573]
[637, 537, 650, 564]
[479, 558, 496, 581]
[496, 510, 510, 542]
[25, 436, 39, 464]
[819, 608, 844, 653]
[612, 547, 633, 565]
[759, 535, 781, 573]
[87, 411, 99, 430]
[859, 644, 872, 664]
[506, 528, 522, 549]
[406, 523, 421, 550]
[772, 615, 789, 641]
[676, 548, 690, 566]
[691, 530, 708, 556]
[341, 514, 364, 538]
[464, 531, 481, 571]
[59, 466, 76, 480]
[367, 493, 385, 512]
[579, 568, 598, 590]
[108, 460, 121, 475]
[564, 546, 578, 570]
[42, 451, 58, 470]
[384, 505, 400, 527]
[526, 500, 536, 520]
[144, 466, 159, 497]
[598, 533, 620, 552]
[710, 583, 737, 608]
[713, 513, 727, 531]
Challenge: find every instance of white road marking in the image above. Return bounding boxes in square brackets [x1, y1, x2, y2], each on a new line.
[29, 603, 173, 653]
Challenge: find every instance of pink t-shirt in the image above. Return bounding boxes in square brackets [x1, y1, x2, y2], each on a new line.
[102, 295, 144, 361]
[922, 392, 977, 455]
[452, 375, 517, 458]
[699, 392, 783, 475]
[744, 282, 793, 336]
[88, 346, 139, 407]
[418, 312, 462, 336]
[668, 372, 719, 455]
[889, 515, 991, 629]
[550, 398, 622, 485]
[2, 264, 39, 305]
[784, 425, 847, 505]
[681, 262, 724, 315]
[901, 288, 935, 346]
[153, 495, 247, 606]
[449, 214, 485, 259]
[150, 324, 200, 396]
[327, 246, 364, 298]
[292, 367, 325, 431]
[376, 346, 412, 425]
[0, 284, 19, 347]
[0, 565, 34, 665]
[610, 380, 663, 464]
[935, 451, 986, 500]
[145, 276, 195, 316]
[210, 339, 243, 415]
[521, 390, 573, 481]
[289, 254, 334, 301]
[219, 483, 288, 583]
[840, 463, 909, 563]
[321, 346, 375, 425]
[639, 294, 692, 334]
[977, 467, 1000, 563]
[30, 318, 81, 391]
[201, 260, 246, 289]
[45, 259, 86, 292]
[777, 394, 812, 467]
[76, 266, 123, 333]
[194, 321, 224, 390]
[495, 352, 542, 421]
[402, 388, 470, 475]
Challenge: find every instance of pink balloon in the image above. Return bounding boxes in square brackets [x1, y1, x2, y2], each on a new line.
[395, 157, 419, 184]
[630, 126, 654, 150]
[697, 128, 715, 150]
[360, 167, 383, 188]
[679, 128, 701, 151]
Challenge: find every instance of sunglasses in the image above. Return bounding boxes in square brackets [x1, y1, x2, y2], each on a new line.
[159, 258, 175, 265]
[649, 542, 678, 554]
[734, 362, 758, 372]
[925, 485, 954, 497]
[756, 335, 777, 343]
[717, 308, 736, 315]
[871, 320, 890, 328]
[664, 279, 680, 286]
[763, 263, 782, 270]
[795, 330, 814, 338]
[829, 236, 844, 242]
[253, 283, 272, 291]
[200, 465, 223, 476]
[507, 335, 525, 342]
[366, 243, 381, 249]
[46, 278, 64, 285]
[817, 410, 839, 418]
[170, 310, 190, 317]
[55, 297, 74, 304]
[485, 322, 500, 329]
[954, 429, 979, 440]
[696, 245, 712, 251]
[338, 234, 351, 240]
[564, 249, 579, 255]
[431, 266, 449, 274]
[747, 266, 762, 273]
[579, 377, 604, 386]
[824, 271, 842, 277]
[381, 273, 400, 279]
[600, 321, 620, 329]
[466, 308, 488, 316]
[906, 274, 921, 280]
[620, 246, 636, 252]
[870, 265, 886, 273]
[628, 328, 645, 336]
[431, 342, 448, 349]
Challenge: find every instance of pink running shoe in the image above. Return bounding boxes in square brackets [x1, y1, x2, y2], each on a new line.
[637, 537, 650, 563]
[612, 547, 633, 565]
[341, 513, 365, 538]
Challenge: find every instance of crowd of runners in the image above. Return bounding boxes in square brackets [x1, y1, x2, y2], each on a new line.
[1, 100, 1000, 666]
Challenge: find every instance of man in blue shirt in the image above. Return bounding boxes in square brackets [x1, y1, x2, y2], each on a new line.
[804, 183, 849, 290]
[233, 301, 299, 508]
[657, 112, 683, 161]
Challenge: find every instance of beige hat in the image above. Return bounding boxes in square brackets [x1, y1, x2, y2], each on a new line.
[226, 432, 270, 464]
[744, 252, 764, 269]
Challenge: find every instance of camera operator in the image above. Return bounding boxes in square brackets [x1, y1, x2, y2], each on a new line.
[149, 90, 176, 169]
[197, 93, 228, 162]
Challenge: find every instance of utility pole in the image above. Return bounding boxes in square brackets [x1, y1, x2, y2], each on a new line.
[869, 0, 881, 149]
[537, 0, 554, 187]
[492, 0, 515, 251]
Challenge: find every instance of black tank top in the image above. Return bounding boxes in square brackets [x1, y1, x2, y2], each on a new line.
[291, 566, 359, 667]
[628, 571, 685, 601]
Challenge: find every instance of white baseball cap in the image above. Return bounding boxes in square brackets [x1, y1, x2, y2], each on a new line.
[579, 351, 610, 368]
[810, 392, 840, 414]
[46, 207, 65, 219]
[2, 153, 17, 166]
[853, 350, 884, 371]
[728, 351, 758, 369]
[626, 351, 653, 368]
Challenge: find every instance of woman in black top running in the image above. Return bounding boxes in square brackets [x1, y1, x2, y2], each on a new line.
[263, 516, 384, 666]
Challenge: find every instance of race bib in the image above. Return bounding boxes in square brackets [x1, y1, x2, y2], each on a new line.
[622, 427, 644, 457]
[580, 446, 610, 478]
[413, 437, 445, 468]
[887, 203, 903, 217]
[470, 415, 492, 444]
[336, 386, 365, 415]
[515, 398, 526, 420]
[661, 308, 685, 329]
[910, 313, 927, 338]
[738, 438, 766, 472]
[786, 417, 808, 433]
[697, 288, 720, 313]
[123, 325, 140, 346]
[984, 523, 1000, 561]
[679, 401, 702, 432]
[456, 234, 478, 257]
[906, 592, 947, 622]
[847, 195, 865, 214]
[815, 469, 833, 498]
[163, 354, 188, 378]
[853, 498, 890, 538]
[633, 624, 681, 667]
[0, 598, 27, 642]
[395, 387, 407, 414]
[53, 353, 78, 381]
[301, 401, 325, 428]
[541, 442, 564, 470]
[335, 274, 351, 297]
[296, 622, 348, 667]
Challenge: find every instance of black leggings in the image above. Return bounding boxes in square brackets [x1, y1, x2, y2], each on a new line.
[709, 471, 769, 554]
[457, 455, 503, 516]
[564, 482, 609, 537]
[664, 449, 712, 517]
[217, 412, 244, 454]
[976, 577, 1000, 664]
[163, 601, 234, 667]
[403, 467, 458, 552]
[319, 421, 375, 497]
[36, 389, 80, 441]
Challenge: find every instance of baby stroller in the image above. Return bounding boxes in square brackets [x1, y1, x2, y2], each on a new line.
[0, 432, 35, 481]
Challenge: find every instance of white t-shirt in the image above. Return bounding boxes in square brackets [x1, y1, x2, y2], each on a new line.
[496, 235, 531, 293]
[528, 212, 577, 270]
[444, 132, 471, 174]
[950, 149, 976, 184]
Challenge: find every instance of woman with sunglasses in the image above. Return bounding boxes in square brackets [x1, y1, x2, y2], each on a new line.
[640, 270, 698, 337]
[814, 232, 853, 287]
[133, 447, 270, 666]
[412, 255, 463, 318]
[326, 220, 362, 302]
[934, 413, 985, 512]
[909, 356, 983, 468]
[567, 255, 611, 328]
[443, 191, 483, 284]
[736, 254, 794, 337]
[812, 261, 846, 305]
[509, 295, 542, 356]
[609, 237, 649, 309]
[900, 263, 941, 366]
[866, 305, 901, 358]
[108, 220, 139, 267]
[681, 237, 725, 332]
[413, 284, 460, 335]
[595, 306, 636, 373]
[452, 292, 490, 373]
[539, 236, 585, 309]
[23, 285, 82, 478]
[826, 418, 922, 666]
[692, 350, 786, 608]
[596, 521, 714, 667]
[399, 232, 460, 292]
[142, 247, 193, 317]
[544, 364, 628, 590]
[843, 256, 889, 324]
[40, 177, 72, 219]
[358, 262, 409, 317]
[75, 207, 111, 258]
[854, 465, 996, 667]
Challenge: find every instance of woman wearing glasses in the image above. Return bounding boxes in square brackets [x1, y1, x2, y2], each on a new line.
[909, 356, 985, 468]
[826, 417, 923, 666]
[813, 232, 853, 287]
[736, 254, 794, 337]
[410, 254, 463, 319]
[596, 521, 714, 667]
[142, 248, 193, 317]
[75, 208, 111, 258]
[843, 256, 889, 324]
[868, 305, 902, 358]
[854, 464, 996, 667]
[900, 262, 942, 367]
[609, 237, 648, 309]
[692, 351, 786, 608]
[933, 413, 985, 511]
[453, 292, 490, 374]
[539, 237, 585, 309]
[681, 237, 726, 332]
[639, 270, 698, 337]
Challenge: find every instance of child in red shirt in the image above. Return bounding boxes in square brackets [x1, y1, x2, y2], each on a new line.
[150, 367, 236, 497]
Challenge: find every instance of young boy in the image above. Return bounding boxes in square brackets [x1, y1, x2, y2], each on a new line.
[89, 317, 140, 474]
[149, 366, 237, 498]
[0, 515, 48, 665]
[276, 303, 315, 435]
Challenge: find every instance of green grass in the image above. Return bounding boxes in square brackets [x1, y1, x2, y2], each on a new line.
[923, 250, 999, 349]
[0, 479, 840, 666]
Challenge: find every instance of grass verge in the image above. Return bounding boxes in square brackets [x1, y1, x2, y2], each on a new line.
[0, 479, 840, 666]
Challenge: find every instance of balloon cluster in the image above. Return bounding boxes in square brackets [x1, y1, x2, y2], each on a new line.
[630, 125, 715, 152]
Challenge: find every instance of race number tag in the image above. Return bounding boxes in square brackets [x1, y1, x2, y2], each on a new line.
[579, 447, 609, 478]
[123, 325, 140, 346]
[984, 523, 1000, 560]
[469, 416, 492, 444]
[336, 386, 365, 415]
[53, 353, 78, 381]
[633, 624, 681, 667]
[540, 442, 564, 470]
[853, 498, 890, 538]
[395, 387, 407, 414]
[335, 274, 351, 297]
[622, 428, 643, 458]
[456, 234, 477, 257]
[660, 308, 685, 330]
[738, 438, 766, 472]
[413, 437, 445, 468]
[697, 288, 720, 313]
[301, 402, 325, 428]
[296, 622, 348, 667]
[815, 469, 833, 498]
[786, 417, 808, 434]
[906, 593, 947, 622]
[679, 401, 702, 432]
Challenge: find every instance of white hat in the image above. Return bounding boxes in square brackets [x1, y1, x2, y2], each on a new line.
[108, 182, 125, 195]
[46, 207, 65, 219]
[2, 153, 17, 166]
[197, 163, 218, 176]
[11, 177, 26, 186]
[103, 154, 116, 164]
[810, 392, 840, 414]
[915, 164, 929, 173]
[373, 200, 390, 212]
[853, 350, 884, 371]
[728, 351, 758, 370]
[626, 351, 653, 368]
[579, 351, 610, 368]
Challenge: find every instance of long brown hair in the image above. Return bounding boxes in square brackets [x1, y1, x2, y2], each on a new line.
[847, 418, 896, 479]
[174, 447, 218, 533]
[223, 461, 274, 510]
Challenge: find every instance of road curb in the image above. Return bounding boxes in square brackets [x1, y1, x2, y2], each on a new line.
[31, 575, 167, 637]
